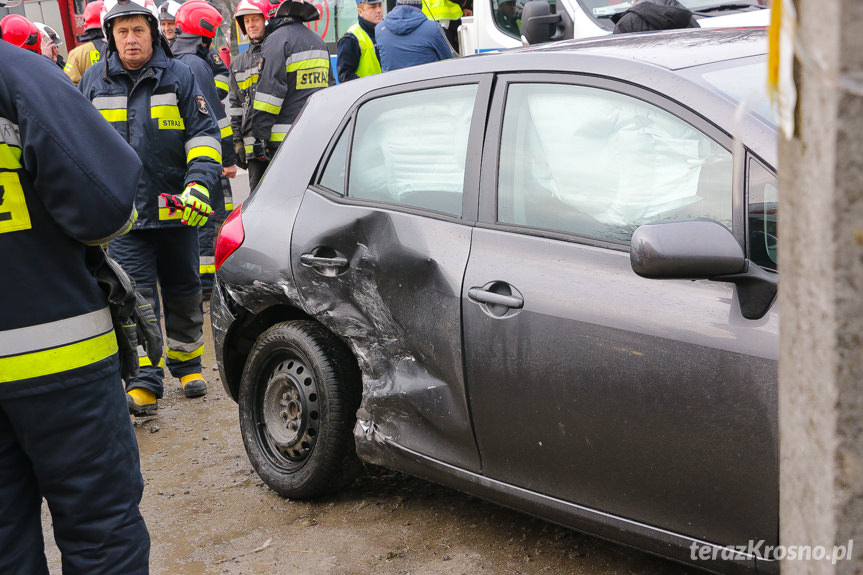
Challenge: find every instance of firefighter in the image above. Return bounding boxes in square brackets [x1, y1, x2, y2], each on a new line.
[34, 22, 65, 68]
[158, 0, 181, 42]
[0, 32, 150, 575]
[0, 14, 42, 53]
[248, 0, 333, 190]
[172, 0, 237, 298]
[64, 0, 106, 85]
[229, 0, 269, 174]
[79, 0, 223, 415]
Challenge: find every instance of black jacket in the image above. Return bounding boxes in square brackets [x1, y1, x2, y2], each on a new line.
[612, 0, 699, 34]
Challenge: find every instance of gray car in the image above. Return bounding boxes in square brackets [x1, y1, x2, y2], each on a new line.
[212, 27, 778, 574]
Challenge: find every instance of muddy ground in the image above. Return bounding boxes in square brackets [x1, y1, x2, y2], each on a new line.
[40, 308, 699, 575]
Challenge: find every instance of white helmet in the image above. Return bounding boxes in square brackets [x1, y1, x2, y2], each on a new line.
[158, 0, 182, 21]
[33, 21, 63, 46]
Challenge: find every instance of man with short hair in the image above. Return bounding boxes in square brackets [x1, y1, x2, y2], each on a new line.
[158, 0, 181, 42]
[80, 0, 223, 415]
[336, 0, 382, 83]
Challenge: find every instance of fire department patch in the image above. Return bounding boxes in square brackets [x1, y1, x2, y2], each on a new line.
[195, 95, 209, 116]
[211, 53, 222, 67]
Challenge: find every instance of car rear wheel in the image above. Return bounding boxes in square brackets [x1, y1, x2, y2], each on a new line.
[238, 320, 362, 499]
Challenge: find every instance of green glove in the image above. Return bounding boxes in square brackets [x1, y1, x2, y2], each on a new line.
[179, 182, 213, 227]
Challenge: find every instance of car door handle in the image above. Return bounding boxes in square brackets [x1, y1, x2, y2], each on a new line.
[468, 287, 524, 309]
[299, 254, 349, 268]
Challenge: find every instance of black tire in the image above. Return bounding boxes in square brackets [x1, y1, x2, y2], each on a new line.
[238, 320, 362, 499]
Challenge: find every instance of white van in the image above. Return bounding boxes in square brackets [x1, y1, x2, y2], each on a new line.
[458, 0, 770, 56]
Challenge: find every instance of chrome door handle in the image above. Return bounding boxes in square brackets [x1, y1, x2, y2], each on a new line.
[468, 287, 524, 309]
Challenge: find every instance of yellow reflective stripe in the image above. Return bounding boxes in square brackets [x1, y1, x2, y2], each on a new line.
[0, 331, 117, 384]
[286, 58, 330, 73]
[224, 202, 234, 211]
[199, 263, 216, 274]
[220, 124, 233, 138]
[270, 131, 288, 142]
[100, 109, 128, 122]
[215, 79, 230, 93]
[151, 105, 181, 120]
[238, 74, 258, 90]
[187, 146, 222, 164]
[0, 143, 22, 169]
[167, 344, 204, 361]
[253, 100, 281, 114]
[139, 355, 166, 368]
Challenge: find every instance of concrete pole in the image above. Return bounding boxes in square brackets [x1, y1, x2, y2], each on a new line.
[779, 0, 863, 574]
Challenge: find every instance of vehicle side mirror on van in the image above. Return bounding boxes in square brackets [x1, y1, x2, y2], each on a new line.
[522, 0, 561, 45]
[630, 220, 777, 320]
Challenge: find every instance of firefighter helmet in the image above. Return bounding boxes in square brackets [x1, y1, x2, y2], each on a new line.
[101, 0, 160, 51]
[273, 0, 320, 22]
[83, 0, 104, 30]
[158, 0, 182, 21]
[34, 21, 63, 47]
[175, 0, 223, 38]
[1, 14, 42, 54]
[234, 0, 269, 36]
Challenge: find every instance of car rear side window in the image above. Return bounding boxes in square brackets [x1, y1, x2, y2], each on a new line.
[497, 83, 733, 243]
[319, 120, 351, 196]
[347, 84, 478, 216]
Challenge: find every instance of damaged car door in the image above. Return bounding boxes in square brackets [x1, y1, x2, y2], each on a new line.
[291, 78, 492, 471]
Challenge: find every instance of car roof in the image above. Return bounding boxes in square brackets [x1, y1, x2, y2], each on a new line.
[521, 27, 768, 70]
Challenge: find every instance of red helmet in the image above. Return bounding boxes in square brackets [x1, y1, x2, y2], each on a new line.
[175, 0, 223, 38]
[1, 14, 42, 54]
[233, 0, 268, 35]
[84, 0, 104, 30]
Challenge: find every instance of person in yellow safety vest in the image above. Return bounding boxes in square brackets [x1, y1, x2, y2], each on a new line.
[336, 0, 382, 83]
[64, 0, 106, 85]
[421, 0, 470, 53]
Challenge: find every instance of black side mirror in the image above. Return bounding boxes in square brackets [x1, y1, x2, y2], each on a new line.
[521, 0, 561, 45]
[631, 220, 777, 320]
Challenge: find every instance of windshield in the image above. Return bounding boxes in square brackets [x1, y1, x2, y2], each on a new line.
[583, 0, 768, 19]
[697, 60, 776, 129]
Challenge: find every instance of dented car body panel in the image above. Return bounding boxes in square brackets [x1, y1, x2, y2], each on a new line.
[213, 28, 779, 575]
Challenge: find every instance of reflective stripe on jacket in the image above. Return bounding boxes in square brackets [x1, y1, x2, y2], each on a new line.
[250, 18, 334, 153]
[346, 23, 381, 77]
[0, 42, 141, 397]
[79, 46, 222, 229]
[64, 36, 106, 85]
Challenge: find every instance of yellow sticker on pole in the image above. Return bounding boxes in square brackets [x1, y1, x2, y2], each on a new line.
[767, 0, 796, 138]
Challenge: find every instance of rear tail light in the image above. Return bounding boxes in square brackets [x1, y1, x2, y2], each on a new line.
[215, 207, 245, 270]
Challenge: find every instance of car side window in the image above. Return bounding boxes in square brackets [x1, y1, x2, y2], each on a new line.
[348, 84, 478, 216]
[747, 159, 778, 271]
[319, 121, 351, 196]
[497, 83, 733, 243]
[491, 0, 522, 38]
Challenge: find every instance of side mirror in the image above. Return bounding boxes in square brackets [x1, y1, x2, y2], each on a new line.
[521, 0, 561, 45]
[630, 220, 777, 320]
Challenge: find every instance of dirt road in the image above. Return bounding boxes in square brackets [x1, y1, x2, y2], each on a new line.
[41, 307, 696, 575]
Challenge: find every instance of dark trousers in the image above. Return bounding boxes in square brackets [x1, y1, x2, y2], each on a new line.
[110, 226, 203, 397]
[199, 175, 232, 296]
[247, 158, 269, 192]
[0, 370, 149, 575]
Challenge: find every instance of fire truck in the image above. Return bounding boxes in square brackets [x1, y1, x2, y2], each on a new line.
[1, 0, 88, 56]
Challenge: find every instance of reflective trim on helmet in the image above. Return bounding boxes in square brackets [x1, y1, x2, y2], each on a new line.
[185, 136, 222, 164]
[0, 308, 117, 384]
[253, 91, 283, 114]
[269, 123, 291, 142]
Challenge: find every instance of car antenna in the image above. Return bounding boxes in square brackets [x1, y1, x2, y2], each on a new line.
[419, 0, 460, 58]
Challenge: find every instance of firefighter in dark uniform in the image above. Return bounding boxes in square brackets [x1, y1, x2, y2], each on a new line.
[79, 0, 223, 415]
[229, 0, 269, 176]
[172, 0, 237, 297]
[248, 0, 334, 190]
[65, 1, 108, 85]
[0, 34, 150, 575]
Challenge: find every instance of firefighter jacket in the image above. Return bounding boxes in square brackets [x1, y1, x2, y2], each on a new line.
[64, 30, 107, 86]
[79, 45, 222, 229]
[250, 18, 334, 155]
[0, 42, 141, 398]
[229, 40, 262, 157]
[206, 46, 231, 101]
[172, 34, 237, 168]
